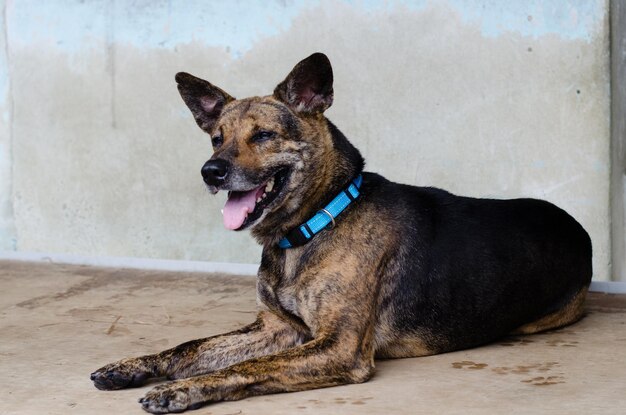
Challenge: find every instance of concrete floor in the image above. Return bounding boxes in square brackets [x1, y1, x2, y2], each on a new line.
[1, 261, 625, 415]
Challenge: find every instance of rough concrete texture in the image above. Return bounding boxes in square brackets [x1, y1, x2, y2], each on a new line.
[0, 1, 613, 279]
[610, 0, 626, 281]
[1, 260, 625, 414]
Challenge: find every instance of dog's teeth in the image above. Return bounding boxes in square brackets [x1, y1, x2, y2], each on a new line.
[266, 179, 274, 192]
[256, 196, 262, 203]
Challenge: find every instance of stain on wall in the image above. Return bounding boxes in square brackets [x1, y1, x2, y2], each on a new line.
[0, 1, 613, 279]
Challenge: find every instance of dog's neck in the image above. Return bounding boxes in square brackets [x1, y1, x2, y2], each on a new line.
[252, 119, 364, 247]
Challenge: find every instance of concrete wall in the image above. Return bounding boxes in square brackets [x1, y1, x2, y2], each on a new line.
[611, 0, 626, 282]
[0, 0, 615, 280]
[0, 2, 15, 251]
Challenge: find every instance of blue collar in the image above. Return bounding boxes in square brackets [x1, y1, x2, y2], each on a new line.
[278, 175, 363, 249]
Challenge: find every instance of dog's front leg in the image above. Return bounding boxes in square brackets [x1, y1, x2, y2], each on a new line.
[139, 316, 376, 413]
[91, 310, 306, 390]
[139, 335, 374, 413]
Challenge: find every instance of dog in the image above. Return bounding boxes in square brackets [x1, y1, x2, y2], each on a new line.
[91, 53, 592, 413]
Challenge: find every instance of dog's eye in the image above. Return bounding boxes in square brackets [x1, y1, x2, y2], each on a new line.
[252, 130, 275, 143]
[212, 135, 223, 148]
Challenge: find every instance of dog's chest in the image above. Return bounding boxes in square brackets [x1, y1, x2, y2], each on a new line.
[276, 284, 300, 317]
[260, 247, 321, 331]
[275, 281, 319, 333]
[276, 248, 302, 316]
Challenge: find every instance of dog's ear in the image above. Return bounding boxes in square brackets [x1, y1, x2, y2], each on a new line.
[273, 53, 333, 114]
[175, 72, 235, 133]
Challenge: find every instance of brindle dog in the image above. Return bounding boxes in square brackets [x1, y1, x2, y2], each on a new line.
[91, 53, 592, 413]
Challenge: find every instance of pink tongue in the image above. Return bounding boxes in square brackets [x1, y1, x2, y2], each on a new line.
[223, 186, 263, 230]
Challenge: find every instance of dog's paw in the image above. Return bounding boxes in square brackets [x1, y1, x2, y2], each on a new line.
[90, 359, 151, 390]
[139, 383, 203, 414]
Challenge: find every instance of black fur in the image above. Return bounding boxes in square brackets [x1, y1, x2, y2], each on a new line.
[348, 173, 591, 351]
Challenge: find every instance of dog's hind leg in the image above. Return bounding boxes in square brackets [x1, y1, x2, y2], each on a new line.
[510, 286, 588, 335]
[91, 311, 306, 390]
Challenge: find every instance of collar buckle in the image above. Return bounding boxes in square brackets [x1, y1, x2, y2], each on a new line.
[318, 208, 336, 229]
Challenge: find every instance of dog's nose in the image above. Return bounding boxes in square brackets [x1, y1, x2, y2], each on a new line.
[201, 159, 230, 186]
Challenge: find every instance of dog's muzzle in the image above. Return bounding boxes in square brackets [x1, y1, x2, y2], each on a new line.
[201, 159, 230, 187]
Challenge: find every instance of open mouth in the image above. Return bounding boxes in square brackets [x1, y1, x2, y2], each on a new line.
[222, 169, 289, 230]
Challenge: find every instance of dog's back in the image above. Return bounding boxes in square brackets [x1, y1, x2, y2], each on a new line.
[359, 173, 592, 356]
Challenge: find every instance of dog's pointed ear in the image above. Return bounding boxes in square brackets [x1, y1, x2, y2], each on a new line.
[273, 53, 333, 114]
[175, 72, 235, 133]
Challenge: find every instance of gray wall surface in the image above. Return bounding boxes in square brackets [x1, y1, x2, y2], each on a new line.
[0, 1, 616, 280]
[611, 0, 626, 282]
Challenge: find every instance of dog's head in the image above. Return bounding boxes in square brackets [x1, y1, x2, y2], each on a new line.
[176, 53, 362, 241]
